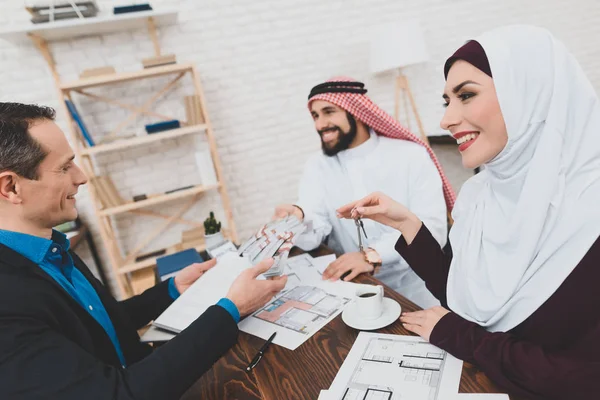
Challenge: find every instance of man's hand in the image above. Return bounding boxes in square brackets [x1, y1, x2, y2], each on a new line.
[272, 204, 304, 222]
[226, 259, 288, 316]
[322, 252, 373, 282]
[174, 259, 217, 294]
[400, 306, 451, 342]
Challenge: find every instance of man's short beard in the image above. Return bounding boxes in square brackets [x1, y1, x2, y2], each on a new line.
[319, 112, 358, 157]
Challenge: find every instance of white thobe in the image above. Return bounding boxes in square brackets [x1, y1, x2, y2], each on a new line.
[295, 130, 447, 308]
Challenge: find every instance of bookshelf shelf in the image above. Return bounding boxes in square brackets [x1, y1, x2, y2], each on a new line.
[81, 124, 207, 155]
[99, 184, 220, 217]
[61, 63, 193, 91]
[0, 9, 177, 42]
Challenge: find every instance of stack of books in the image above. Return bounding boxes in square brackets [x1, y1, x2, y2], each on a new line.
[27, 1, 99, 24]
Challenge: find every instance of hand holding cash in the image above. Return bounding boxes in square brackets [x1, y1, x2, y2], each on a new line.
[238, 215, 306, 277]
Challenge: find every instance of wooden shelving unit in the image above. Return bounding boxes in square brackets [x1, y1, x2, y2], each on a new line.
[0, 10, 238, 298]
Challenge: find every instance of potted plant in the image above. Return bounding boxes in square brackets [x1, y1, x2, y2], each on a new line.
[204, 211, 224, 249]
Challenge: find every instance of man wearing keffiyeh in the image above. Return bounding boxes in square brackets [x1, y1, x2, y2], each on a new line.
[273, 77, 455, 308]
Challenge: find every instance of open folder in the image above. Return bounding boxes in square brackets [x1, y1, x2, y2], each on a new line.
[153, 252, 251, 333]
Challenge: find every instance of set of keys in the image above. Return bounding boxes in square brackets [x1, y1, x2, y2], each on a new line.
[355, 217, 368, 252]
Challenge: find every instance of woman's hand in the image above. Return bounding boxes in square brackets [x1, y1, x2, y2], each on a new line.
[336, 192, 422, 243]
[400, 306, 451, 342]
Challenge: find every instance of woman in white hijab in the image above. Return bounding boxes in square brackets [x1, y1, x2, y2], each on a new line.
[338, 25, 600, 400]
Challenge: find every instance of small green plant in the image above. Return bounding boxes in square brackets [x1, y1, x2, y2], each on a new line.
[204, 211, 222, 235]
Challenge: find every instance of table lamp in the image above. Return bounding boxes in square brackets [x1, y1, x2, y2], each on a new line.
[370, 20, 430, 144]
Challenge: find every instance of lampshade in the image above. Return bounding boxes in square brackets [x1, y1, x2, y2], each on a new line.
[369, 20, 430, 74]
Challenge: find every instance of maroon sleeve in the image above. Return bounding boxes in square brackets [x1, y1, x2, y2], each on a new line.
[430, 313, 600, 400]
[395, 224, 452, 306]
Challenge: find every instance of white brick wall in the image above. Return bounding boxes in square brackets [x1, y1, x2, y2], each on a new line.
[2, 0, 600, 296]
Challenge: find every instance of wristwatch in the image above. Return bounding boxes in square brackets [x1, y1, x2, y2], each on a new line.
[362, 247, 382, 275]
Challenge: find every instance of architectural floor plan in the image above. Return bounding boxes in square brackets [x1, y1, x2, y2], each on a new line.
[328, 333, 462, 400]
[238, 279, 356, 350]
[254, 285, 350, 334]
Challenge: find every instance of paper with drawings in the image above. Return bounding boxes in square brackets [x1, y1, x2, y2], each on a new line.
[238, 252, 373, 350]
[282, 253, 327, 289]
[327, 332, 463, 400]
[238, 280, 358, 350]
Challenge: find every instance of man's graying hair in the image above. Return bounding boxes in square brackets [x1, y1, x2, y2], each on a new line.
[0, 102, 56, 180]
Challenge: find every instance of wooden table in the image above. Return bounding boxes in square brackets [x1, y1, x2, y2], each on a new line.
[182, 247, 520, 400]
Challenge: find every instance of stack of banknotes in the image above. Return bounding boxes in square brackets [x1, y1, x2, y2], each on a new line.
[238, 215, 306, 277]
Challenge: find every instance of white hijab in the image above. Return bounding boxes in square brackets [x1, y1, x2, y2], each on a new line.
[446, 25, 600, 332]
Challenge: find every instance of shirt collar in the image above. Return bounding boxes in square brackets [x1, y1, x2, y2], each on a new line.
[0, 229, 69, 264]
[337, 128, 379, 160]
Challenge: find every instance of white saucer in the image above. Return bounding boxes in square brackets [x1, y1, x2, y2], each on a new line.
[342, 297, 402, 331]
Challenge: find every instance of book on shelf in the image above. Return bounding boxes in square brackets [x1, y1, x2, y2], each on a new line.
[113, 4, 153, 14]
[28, 1, 99, 24]
[145, 120, 181, 134]
[65, 100, 95, 147]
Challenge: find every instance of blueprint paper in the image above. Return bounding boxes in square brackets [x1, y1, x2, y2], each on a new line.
[328, 332, 463, 400]
[238, 279, 359, 350]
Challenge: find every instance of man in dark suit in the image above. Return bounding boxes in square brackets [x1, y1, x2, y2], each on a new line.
[0, 102, 287, 399]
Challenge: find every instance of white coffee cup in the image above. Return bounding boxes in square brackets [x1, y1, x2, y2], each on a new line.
[355, 285, 384, 320]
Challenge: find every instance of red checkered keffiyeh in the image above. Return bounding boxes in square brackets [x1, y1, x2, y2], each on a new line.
[308, 77, 456, 211]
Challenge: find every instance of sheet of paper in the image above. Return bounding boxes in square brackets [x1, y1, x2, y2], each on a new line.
[140, 325, 176, 343]
[327, 332, 463, 400]
[283, 254, 372, 296]
[207, 241, 238, 259]
[318, 390, 334, 399]
[312, 254, 337, 274]
[238, 279, 358, 350]
[153, 252, 252, 333]
[282, 253, 325, 289]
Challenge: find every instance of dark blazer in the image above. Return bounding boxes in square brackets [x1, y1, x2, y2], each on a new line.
[0, 243, 239, 400]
